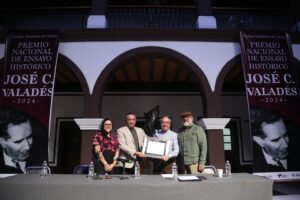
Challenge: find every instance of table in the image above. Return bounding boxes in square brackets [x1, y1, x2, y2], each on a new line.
[0, 173, 272, 200]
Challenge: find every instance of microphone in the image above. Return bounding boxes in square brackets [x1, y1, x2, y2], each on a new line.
[117, 158, 133, 163]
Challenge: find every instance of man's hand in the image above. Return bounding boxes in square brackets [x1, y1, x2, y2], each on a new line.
[161, 155, 169, 161]
[134, 152, 145, 158]
[198, 164, 205, 173]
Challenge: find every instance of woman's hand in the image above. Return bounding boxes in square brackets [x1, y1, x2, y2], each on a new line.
[94, 145, 101, 154]
[109, 163, 115, 169]
[104, 164, 113, 172]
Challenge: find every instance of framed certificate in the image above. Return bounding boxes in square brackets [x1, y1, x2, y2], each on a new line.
[142, 137, 170, 158]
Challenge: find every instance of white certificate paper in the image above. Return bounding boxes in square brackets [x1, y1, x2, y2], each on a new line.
[146, 140, 165, 155]
[142, 138, 169, 158]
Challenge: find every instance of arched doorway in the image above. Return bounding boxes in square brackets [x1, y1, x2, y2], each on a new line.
[216, 55, 252, 173]
[93, 46, 211, 131]
[50, 54, 89, 173]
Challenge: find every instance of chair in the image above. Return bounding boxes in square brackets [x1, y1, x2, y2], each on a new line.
[73, 164, 89, 174]
[202, 165, 217, 174]
[25, 166, 51, 174]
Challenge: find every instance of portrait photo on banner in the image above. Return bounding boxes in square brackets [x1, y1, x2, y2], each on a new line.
[0, 107, 48, 174]
[250, 106, 300, 173]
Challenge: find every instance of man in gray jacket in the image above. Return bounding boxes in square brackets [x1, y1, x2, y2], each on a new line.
[117, 112, 146, 174]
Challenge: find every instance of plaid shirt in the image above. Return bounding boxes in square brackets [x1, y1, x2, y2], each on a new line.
[92, 132, 119, 153]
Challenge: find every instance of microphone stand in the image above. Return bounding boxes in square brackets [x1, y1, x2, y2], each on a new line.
[117, 158, 133, 180]
[120, 161, 128, 180]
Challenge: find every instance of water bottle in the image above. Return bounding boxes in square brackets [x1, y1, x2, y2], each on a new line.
[225, 160, 231, 176]
[172, 162, 178, 182]
[40, 161, 48, 177]
[134, 161, 140, 179]
[88, 162, 94, 179]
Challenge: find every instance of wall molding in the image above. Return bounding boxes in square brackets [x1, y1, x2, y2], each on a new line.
[197, 118, 230, 130]
[74, 118, 103, 130]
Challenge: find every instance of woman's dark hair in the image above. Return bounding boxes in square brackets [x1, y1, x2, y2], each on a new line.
[100, 118, 113, 133]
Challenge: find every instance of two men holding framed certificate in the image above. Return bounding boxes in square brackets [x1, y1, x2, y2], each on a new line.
[117, 113, 179, 174]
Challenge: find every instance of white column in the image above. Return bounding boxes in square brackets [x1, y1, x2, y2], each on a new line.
[197, 16, 217, 29]
[197, 118, 230, 130]
[74, 118, 103, 130]
[87, 15, 106, 29]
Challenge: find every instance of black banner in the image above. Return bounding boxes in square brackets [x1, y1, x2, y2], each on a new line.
[0, 30, 60, 173]
[240, 31, 300, 179]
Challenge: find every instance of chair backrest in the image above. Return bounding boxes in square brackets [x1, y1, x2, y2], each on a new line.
[203, 165, 217, 174]
[73, 164, 89, 174]
[25, 166, 51, 174]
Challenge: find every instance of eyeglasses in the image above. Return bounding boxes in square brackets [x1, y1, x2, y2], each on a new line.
[104, 123, 112, 126]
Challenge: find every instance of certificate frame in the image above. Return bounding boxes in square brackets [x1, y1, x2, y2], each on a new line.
[142, 137, 170, 158]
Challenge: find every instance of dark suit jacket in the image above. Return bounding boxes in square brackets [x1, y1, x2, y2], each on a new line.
[0, 155, 23, 173]
[252, 142, 300, 172]
[0, 127, 48, 174]
[0, 148, 24, 173]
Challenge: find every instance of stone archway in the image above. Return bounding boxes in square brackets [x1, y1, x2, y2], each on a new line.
[81, 46, 224, 166]
[215, 54, 242, 95]
[92, 46, 212, 118]
[214, 54, 249, 172]
[57, 54, 90, 115]
[51, 54, 90, 173]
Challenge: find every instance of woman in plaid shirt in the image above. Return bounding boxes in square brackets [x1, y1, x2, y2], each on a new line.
[92, 118, 120, 175]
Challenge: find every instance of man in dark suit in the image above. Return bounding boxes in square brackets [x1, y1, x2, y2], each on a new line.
[0, 108, 47, 173]
[251, 108, 300, 172]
